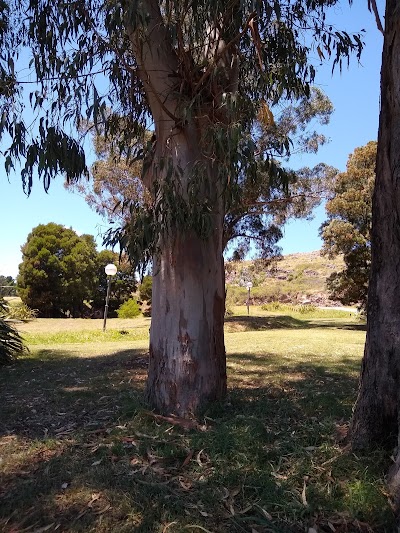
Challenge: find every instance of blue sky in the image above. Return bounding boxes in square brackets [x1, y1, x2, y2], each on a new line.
[0, 2, 384, 277]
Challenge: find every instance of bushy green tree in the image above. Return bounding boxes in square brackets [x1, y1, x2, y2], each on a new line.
[116, 298, 141, 318]
[0, 299, 25, 365]
[320, 142, 376, 309]
[139, 275, 152, 304]
[17, 223, 99, 317]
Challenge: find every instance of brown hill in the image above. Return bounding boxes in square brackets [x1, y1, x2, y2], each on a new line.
[225, 251, 344, 307]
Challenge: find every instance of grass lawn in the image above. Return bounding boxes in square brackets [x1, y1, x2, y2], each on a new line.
[0, 310, 395, 532]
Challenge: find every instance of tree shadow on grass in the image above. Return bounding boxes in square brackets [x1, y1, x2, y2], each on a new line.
[227, 351, 360, 420]
[0, 348, 148, 439]
[0, 347, 394, 532]
[225, 314, 366, 332]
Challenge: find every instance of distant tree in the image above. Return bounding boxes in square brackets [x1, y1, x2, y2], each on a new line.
[0, 275, 16, 297]
[139, 275, 152, 304]
[65, 122, 151, 226]
[0, 298, 25, 365]
[17, 223, 98, 317]
[92, 249, 137, 317]
[320, 141, 376, 310]
[116, 298, 141, 318]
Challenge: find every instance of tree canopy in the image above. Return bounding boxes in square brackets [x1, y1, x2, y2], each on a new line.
[320, 141, 376, 309]
[17, 223, 99, 317]
[67, 89, 337, 263]
[0, 0, 362, 201]
[17, 224, 136, 318]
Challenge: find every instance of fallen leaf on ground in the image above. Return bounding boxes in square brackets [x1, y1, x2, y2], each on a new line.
[178, 478, 192, 490]
[94, 504, 111, 515]
[146, 412, 205, 431]
[181, 450, 194, 468]
[255, 505, 272, 520]
[301, 479, 308, 506]
[163, 521, 177, 532]
[31, 525, 55, 533]
[87, 493, 101, 507]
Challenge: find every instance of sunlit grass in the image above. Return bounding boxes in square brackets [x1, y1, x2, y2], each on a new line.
[22, 328, 150, 345]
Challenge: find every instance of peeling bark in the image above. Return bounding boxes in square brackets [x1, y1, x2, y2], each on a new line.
[146, 224, 226, 416]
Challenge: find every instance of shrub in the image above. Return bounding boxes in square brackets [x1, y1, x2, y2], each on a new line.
[116, 298, 141, 318]
[139, 276, 152, 303]
[226, 285, 247, 306]
[7, 302, 38, 322]
[0, 299, 26, 365]
[261, 302, 317, 314]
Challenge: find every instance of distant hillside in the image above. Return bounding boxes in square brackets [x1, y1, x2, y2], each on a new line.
[225, 251, 344, 306]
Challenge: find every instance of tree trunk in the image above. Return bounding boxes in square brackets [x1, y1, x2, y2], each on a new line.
[144, 119, 227, 416]
[146, 223, 226, 416]
[144, 129, 228, 416]
[127, 0, 227, 416]
[349, 0, 400, 458]
[144, 131, 228, 416]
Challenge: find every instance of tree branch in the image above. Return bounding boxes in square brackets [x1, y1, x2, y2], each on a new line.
[126, 0, 180, 123]
[193, 11, 255, 94]
[368, 0, 384, 35]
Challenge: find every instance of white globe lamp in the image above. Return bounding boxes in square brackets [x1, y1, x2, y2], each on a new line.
[103, 264, 118, 331]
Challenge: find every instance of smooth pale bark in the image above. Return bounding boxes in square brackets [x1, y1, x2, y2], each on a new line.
[349, 1, 400, 491]
[144, 127, 227, 415]
[146, 225, 226, 415]
[127, 2, 228, 415]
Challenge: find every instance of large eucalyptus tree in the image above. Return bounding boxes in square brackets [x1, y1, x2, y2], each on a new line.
[0, 0, 361, 415]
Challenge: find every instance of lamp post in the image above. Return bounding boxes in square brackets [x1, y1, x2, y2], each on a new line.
[246, 281, 253, 316]
[103, 263, 117, 332]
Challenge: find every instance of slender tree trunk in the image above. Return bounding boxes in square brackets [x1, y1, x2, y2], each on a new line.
[349, 0, 400, 464]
